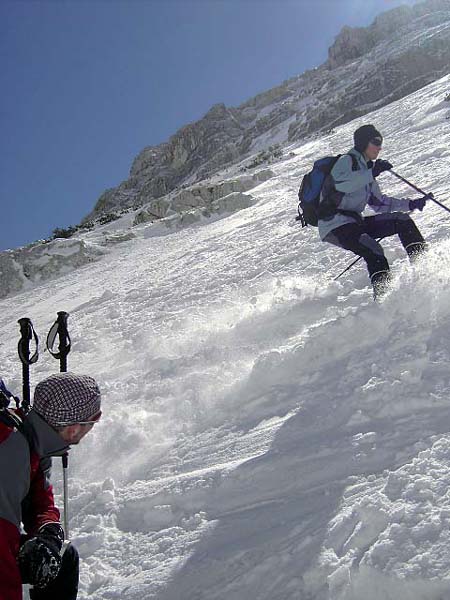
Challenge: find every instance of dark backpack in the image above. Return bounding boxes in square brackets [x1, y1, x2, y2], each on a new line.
[296, 154, 359, 227]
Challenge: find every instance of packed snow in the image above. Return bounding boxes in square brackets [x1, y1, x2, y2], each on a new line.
[1, 74, 450, 599]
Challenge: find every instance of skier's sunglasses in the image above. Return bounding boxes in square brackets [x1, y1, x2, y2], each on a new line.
[369, 137, 383, 147]
[54, 410, 102, 427]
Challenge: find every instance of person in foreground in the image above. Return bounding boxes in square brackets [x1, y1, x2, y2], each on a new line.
[0, 372, 102, 600]
[319, 124, 430, 299]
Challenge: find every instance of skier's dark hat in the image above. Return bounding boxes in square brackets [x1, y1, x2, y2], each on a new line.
[354, 124, 383, 153]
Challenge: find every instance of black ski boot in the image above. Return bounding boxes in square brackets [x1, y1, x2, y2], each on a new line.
[371, 270, 392, 301]
[406, 241, 428, 263]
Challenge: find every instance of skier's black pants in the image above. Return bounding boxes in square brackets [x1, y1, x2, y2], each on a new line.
[28, 543, 79, 600]
[324, 212, 425, 278]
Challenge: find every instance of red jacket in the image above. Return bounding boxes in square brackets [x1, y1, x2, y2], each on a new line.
[0, 409, 68, 600]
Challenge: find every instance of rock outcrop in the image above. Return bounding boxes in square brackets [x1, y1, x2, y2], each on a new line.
[288, 3, 450, 140]
[133, 170, 273, 224]
[83, 103, 245, 223]
[327, 1, 450, 68]
[0, 238, 105, 299]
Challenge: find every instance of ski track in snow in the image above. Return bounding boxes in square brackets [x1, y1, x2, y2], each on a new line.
[1, 74, 450, 599]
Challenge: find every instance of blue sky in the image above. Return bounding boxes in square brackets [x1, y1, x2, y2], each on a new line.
[1, 0, 418, 251]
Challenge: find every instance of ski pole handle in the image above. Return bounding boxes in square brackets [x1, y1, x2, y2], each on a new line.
[57, 312, 70, 373]
[46, 311, 71, 372]
[18, 319, 30, 409]
[17, 318, 39, 412]
[17, 318, 39, 365]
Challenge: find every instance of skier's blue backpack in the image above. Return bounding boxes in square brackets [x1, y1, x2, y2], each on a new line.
[296, 154, 358, 227]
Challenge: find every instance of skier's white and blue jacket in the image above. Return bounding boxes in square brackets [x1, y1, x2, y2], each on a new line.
[318, 148, 411, 241]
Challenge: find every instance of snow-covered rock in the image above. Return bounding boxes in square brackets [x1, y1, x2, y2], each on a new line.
[0, 238, 105, 299]
[166, 171, 273, 216]
[0, 171, 271, 298]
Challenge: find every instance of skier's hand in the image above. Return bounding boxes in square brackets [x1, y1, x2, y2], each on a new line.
[372, 159, 393, 178]
[409, 193, 433, 211]
[18, 523, 64, 588]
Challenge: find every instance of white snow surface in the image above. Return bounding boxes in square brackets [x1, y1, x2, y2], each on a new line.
[1, 74, 450, 599]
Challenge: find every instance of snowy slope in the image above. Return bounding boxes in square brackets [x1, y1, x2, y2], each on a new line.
[1, 74, 450, 599]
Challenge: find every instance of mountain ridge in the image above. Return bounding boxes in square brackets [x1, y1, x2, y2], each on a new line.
[84, 0, 450, 222]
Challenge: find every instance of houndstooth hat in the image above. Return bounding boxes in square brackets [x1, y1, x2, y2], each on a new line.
[33, 372, 101, 426]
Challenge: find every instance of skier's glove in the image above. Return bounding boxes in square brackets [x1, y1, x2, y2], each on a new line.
[409, 193, 433, 211]
[372, 159, 393, 178]
[18, 523, 64, 588]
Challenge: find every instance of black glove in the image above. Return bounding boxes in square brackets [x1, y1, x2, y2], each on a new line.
[409, 193, 433, 211]
[372, 159, 393, 178]
[18, 523, 64, 588]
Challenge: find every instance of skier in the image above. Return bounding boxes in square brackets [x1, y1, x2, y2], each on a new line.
[0, 372, 102, 600]
[318, 124, 429, 298]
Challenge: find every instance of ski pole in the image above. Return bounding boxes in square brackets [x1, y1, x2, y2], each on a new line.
[389, 170, 450, 214]
[17, 318, 39, 414]
[334, 238, 382, 281]
[47, 311, 72, 542]
[62, 453, 70, 541]
[16, 319, 38, 595]
[334, 254, 363, 280]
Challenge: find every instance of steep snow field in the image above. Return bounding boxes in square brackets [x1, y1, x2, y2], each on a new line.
[1, 74, 450, 599]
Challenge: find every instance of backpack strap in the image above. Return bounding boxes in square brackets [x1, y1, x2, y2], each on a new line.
[334, 154, 363, 223]
[320, 153, 363, 223]
[349, 153, 359, 171]
[0, 408, 33, 449]
[0, 408, 24, 432]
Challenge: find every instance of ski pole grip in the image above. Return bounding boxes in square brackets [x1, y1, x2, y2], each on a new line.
[18, 318, 32, 356]
[46, 311, 71, 372]
[58, 312, 70, 373]
[18, 319, 32, 411]
[17, 318, 39, 366]
[62, 453, 69, 469]
[57, 311, 69, 327]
